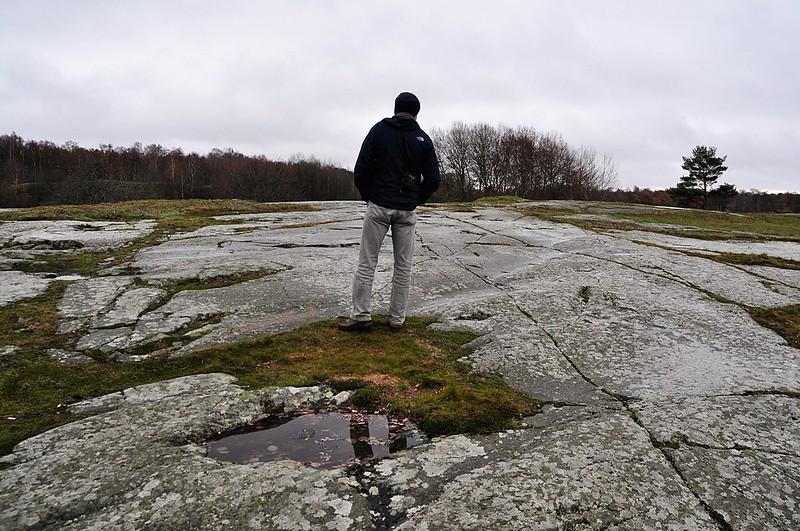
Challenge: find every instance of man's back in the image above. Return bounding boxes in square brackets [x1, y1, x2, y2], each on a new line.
[353, 109, 440, 211]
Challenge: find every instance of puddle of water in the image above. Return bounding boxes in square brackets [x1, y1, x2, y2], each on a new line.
[43, 273, 87, 281]
[204, 408, 426, 469]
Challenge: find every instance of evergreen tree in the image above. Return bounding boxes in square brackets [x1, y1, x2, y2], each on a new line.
[670, 145, 729, 208]
[708, 182, 739, 211]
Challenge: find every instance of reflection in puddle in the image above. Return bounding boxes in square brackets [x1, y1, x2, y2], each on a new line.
[204, 408, 427, 469]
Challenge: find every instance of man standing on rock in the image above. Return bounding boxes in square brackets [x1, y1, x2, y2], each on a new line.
[339, 92, 441, 332]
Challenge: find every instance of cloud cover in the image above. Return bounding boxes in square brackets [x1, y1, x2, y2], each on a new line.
[2, 0, 798, 192]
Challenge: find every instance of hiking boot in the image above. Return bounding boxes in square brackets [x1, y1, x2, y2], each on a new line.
[388, 322, 404, 332]
[338, 317, 372, 331]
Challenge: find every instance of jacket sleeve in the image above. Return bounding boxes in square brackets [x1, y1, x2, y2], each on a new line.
[416, 144, 441, 206]
[353, 128, 379, 203]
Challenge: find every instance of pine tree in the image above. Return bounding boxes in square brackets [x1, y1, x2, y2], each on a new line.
[678, 145, 729, 209]
[669, 145, 729, 208]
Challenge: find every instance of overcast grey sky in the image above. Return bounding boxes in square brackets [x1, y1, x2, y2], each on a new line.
[2, 1, 798, 192]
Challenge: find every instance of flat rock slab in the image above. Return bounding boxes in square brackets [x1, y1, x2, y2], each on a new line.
[0, 219, 156, 251]
[630, 394, 800, 529]
[0, 270, 54, 308]
[1, 201, 799, 529]
[376, 406, 720, 530]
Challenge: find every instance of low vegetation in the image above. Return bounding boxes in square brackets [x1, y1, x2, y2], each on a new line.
[0, 283, 76, 454]
[606, 209, 800, 242]
[149, 270, 278, 293]
[0, 311, 536, 456]
[578, 286, 592, 303]
[0, 198, 317, 236]
[473, 195, 527, 205]
[703, 252, 800, 271]
[749, 305, 800, 350]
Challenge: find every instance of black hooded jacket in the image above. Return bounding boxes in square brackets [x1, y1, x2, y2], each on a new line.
[353, 115, 441, 211]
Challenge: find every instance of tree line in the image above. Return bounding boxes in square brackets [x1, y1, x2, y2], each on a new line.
[430, 122, 618, 201]
[0, 133, 358, 207]
[606, 187, 800, 213]
[3, 131, 797, 212]
[1, 127, 619, 207]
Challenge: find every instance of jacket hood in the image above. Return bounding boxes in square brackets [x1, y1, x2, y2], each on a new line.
[382, 116, 421, 131]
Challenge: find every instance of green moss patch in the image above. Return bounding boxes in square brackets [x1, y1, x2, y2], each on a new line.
[0, 199, 318, 223]
[11, 250, 121, 276]
[606, 210, 800, 242]
[0, 314, 537, 455]
[633, 211, 800, 238]
[0, 282, 71, 356]
[473, 196, 527, 205]
[709, 252, 800, 271]
[749, 305, 800, 350]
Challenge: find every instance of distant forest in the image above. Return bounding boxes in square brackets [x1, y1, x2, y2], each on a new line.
[0, 133, 357, 207]
[606, 187, 800, 214]
[1, 132, 798, 212]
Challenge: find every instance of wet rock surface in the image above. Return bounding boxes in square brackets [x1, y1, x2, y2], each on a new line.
[1, 201, 799, 529]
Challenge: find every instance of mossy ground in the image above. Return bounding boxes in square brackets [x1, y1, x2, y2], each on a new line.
[0, 311, 537, 455]
[708, 252, 800, 271]
[0, 198, 317, 224]
[749, 305, 800, 350]
[605, 209, 800, 241]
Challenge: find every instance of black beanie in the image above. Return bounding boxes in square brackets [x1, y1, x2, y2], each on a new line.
[394, 92, 421, 116]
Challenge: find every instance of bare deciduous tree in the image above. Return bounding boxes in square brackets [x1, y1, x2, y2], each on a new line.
[430, 123, 618, 202]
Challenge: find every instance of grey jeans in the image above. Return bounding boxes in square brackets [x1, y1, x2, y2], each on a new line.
[350, 202, 417, 326]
